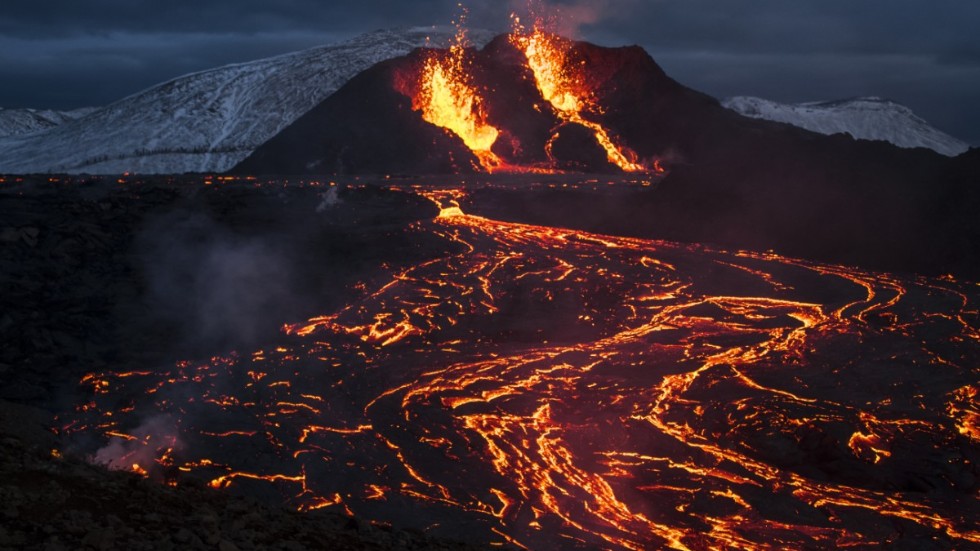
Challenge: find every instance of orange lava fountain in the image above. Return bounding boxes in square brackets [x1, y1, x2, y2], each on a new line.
[511, 18, 651, 173]
[414, 25, 502, 172]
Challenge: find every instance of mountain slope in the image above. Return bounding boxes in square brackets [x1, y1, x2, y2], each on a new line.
[0, 28, 492, 175]
[723, 96, 969, 157]
[0, 107, 97, 138]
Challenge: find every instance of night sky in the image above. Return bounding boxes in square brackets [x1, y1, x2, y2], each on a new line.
[1, 0, 978, 144]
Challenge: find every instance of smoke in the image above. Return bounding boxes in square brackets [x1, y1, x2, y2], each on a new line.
[506, 0, 623, 37]
[98, 207, 310, 476]
[461, 0, 623, 38]
[93, 414, 180, 473]
[134, 207, 299, 353]
[316, 185, 342, 212]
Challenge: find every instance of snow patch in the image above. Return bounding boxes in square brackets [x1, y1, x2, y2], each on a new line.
[0, 106, 96, 138]
[723, 96, 969, 157]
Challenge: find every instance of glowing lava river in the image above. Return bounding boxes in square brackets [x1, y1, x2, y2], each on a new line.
[62, 183, 979, 549]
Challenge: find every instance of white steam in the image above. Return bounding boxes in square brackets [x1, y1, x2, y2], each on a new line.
[94, 414, 180, 473]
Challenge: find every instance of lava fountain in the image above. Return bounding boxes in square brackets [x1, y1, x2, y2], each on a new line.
[412, 21, 502, 173]
[401, 10, 663, 175]
[511, 17, 653, 173]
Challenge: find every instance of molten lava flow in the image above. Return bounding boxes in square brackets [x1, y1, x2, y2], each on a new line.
[414, 26, 502, 172]
[64, 181, 980, 550]
[512, 19, 652, 173]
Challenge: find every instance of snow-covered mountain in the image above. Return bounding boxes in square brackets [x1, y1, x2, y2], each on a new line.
[0, 27, 493, 175]
[0, 107, 97, 138]
[723, 96, 969, 157]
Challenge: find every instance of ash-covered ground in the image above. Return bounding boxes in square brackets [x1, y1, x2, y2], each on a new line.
[1, 175, 977, 550]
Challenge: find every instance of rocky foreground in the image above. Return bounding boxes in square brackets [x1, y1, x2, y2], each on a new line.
[0, 400, 488, 551]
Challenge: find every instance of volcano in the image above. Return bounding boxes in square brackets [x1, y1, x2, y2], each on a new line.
[5, 25, 979, 551]
[233, 33, 687, 174]
[234, 33, 980, 278]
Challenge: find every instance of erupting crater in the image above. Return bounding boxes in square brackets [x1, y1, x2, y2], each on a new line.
[409, 26, 503, 172]
[235, 22, 673, 176]
[398, 18, 664, 175]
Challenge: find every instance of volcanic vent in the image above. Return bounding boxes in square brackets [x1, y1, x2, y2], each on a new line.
[234, 23, 669, 175]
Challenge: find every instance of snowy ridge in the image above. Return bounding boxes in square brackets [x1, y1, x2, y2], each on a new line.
[0, 28, 494, 175]
[723, 96, 969, 157]
[0, 107, 97, 138]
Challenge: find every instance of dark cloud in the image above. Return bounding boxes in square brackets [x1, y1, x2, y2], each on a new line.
[585, 0, 980, 58]
[0, 0, 977, 144]
[575, 0, 980, 144]
[0, 0, 466, 36]
[0, 30, 352, 109]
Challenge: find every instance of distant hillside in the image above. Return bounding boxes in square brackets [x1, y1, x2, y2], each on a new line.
[723, 96, 969, 157]
[0, 28, 493, 175]
[0, 107, 96, 138]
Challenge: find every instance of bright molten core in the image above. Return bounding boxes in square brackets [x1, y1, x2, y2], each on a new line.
[415, 40, 501, 173]
[512, 24, 648, 173]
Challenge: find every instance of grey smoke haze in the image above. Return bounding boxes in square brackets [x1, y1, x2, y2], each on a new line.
[137, 208, 297, 351]
[93, 414, 179, 472]
[0, 0, 977, 144]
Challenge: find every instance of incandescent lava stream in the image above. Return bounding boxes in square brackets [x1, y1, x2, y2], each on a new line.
[64, 184, 979, 550]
